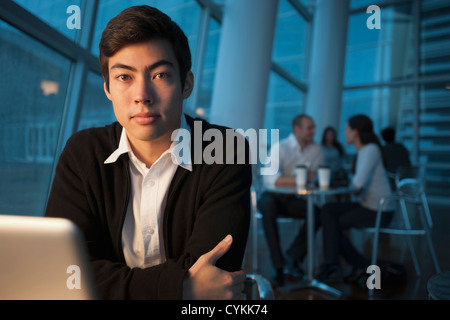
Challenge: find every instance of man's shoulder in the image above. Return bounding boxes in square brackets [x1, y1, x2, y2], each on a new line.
[185, 114, 232, 134]
[65, 122, 121, 154]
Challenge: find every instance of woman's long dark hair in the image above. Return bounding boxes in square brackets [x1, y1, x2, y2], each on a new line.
[321, 126, 345, 157]
[347, 114, 385, 173]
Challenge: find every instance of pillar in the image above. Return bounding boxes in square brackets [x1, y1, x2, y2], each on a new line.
[305, 0, 350, 137]
[209, 0, 279, 131]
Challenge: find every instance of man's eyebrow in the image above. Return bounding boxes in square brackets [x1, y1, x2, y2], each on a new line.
[110, 60, 175, 72]
[110, 63, 136, 72]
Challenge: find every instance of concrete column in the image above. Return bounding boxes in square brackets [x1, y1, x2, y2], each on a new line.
[305, 0, 349, 136]
[209, 0, 279, 131]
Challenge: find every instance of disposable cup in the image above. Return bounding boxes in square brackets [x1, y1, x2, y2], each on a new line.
[295, 165, 308, 188]
[318, 166, 331, 189]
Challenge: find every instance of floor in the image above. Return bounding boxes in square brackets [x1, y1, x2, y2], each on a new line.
[243, 202, 450, 300]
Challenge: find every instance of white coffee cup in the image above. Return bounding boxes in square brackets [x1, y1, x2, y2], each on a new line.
[295, 165, 308, 188]
[318, 166, 331, 189]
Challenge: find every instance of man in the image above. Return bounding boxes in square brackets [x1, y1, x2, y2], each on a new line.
[381, 127, 411, 174]
[45, 5, 251, 300]
[257, 114, 324, 286]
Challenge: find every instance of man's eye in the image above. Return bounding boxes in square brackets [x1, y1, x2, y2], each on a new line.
[154, 73, 169, 80]
[117, 75, 131, 81]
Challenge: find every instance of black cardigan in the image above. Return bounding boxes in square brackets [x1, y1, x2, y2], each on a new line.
[45, 115, 252, 299]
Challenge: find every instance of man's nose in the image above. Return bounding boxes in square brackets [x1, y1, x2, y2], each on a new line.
[134, 77, 154, 104]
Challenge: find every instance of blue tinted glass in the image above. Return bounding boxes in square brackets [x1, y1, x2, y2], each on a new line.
[91, 0, 201, 57]
[264, 72, 303, 141]
[196, 18, 221, 118]
[345, 4, 413, 86]
[351, 0, 381, 9]
[13, 0, 81, 41]
[0, 21, 72, 216]
[420, 2, 450, 77]
[78, 72, 116, 131]
[340, 87, 413, 154]
[272, 0, 308, 80]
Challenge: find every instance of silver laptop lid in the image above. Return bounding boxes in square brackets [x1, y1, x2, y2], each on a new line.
[0, 215, 97, 300]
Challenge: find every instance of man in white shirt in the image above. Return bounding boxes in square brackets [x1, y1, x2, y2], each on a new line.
[45, 5, 250, 300]
[258, 114, 324, 287]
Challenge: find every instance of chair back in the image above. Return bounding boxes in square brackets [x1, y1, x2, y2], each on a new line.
[244, 274, 274, 300]
[395, 165, 425, 190]
[397, 178, 423, 199]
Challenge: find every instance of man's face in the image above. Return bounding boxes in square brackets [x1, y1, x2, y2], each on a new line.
[294, 117, 316, 144]
[104, 39, 193, 147]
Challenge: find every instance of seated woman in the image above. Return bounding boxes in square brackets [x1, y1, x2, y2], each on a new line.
[321, 126, 349, 186]
[316, 114, 395, 283]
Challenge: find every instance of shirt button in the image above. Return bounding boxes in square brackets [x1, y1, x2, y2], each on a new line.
[146, 227, 154, 235]
[147, 180, 155, 187]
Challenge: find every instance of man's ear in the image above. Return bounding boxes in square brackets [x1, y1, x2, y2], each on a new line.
[182, 71, 194, 99]
[104, 81, 112, 101]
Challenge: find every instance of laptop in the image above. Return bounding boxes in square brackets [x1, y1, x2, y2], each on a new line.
[0, 214, 98, 300]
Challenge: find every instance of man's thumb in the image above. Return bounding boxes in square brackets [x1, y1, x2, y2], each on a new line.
[204, 234, 233, 266]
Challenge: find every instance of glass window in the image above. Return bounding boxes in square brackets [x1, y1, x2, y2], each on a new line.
[344, 4, 414, 86]
[0, 20, 72, 216]
[350, 0, 380, 9]
[195, 18, 221, 119]
[272, 0, 309, 81]
[340, 86, 414, 155]
[91, 0, 201, 58]
[13, 0, 81, 41]
[264, 72, 304, 141]
[420, 1, 450, 77]
[78, 72, 116, 131]
[419, 82, 450, 198]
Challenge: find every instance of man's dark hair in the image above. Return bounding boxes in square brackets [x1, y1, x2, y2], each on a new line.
[99, 5, 192, 92]
[292, 114, 313, 128]
[381, 127, 396, 143]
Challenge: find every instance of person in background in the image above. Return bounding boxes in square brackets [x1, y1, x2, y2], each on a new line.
[316, 114, 394, 283]
[257, 114, 324, 287]
[321, 126, 349, 187]
[381, 127, 412, 189]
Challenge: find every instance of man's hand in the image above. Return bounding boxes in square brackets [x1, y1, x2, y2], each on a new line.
[182, 235, 246, 300]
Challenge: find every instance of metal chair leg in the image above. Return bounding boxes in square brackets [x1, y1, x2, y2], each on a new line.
[399, 198, 421, 276]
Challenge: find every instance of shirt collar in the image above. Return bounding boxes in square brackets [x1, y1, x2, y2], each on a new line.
[104, 115, 192, 172]
[287, 133, 300, 149]
[287, 133, 314, 152]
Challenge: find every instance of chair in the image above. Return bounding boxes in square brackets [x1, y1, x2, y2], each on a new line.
[244, 274, 275, 300]
[242, 186, 274, 300]
[366, 165, 441, 297]
[248, 186, 304, 274]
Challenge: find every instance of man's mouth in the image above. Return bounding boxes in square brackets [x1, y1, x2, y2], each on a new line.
[131, 113, 160, 125]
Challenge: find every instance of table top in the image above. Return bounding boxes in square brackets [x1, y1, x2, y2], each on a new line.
[265, 184, 357, 196]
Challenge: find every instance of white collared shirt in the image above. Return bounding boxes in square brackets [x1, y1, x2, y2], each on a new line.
[263, 133, 324, 188]
[104, 116, 192, 269]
